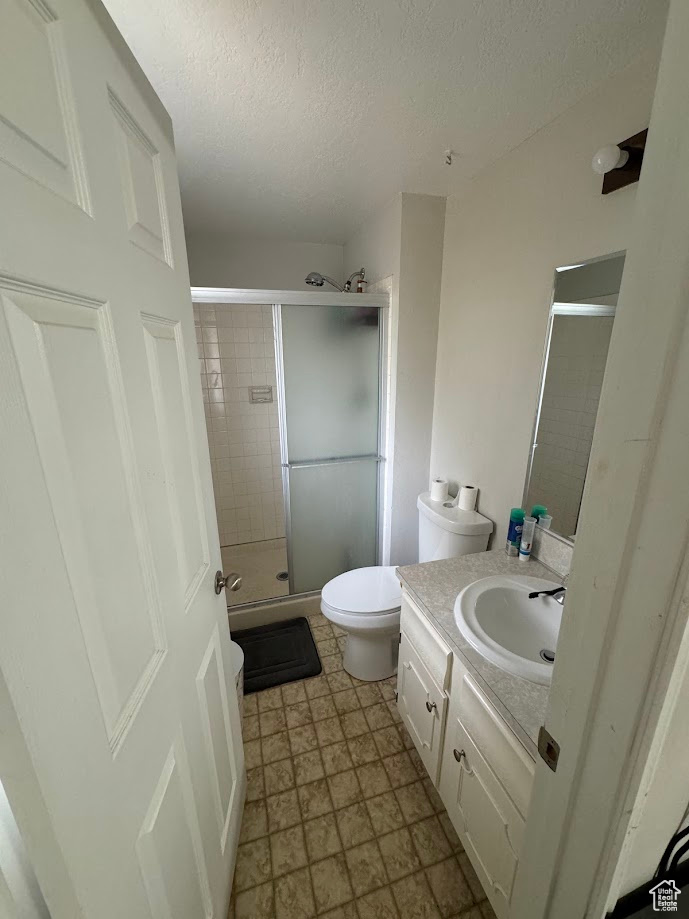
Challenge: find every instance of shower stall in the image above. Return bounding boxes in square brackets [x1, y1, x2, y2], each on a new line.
[192, 287, 389, 609]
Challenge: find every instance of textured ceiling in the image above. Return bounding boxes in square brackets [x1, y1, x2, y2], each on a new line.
[103, 0, 666, 243]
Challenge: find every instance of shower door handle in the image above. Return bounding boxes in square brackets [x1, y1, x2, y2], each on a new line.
[215, 571, 242, 595]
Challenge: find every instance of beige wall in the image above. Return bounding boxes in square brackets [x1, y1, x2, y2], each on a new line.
[344, 193, 446, 566]
[344, 196, 403, 289]
[186, 233, 344, 291]
[394, 194, 446, 564]
[616, 651, 689, 898]
[430, 53, 660, 548]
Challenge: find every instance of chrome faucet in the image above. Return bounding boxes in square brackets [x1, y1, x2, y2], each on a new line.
[528, 586, 566, 606]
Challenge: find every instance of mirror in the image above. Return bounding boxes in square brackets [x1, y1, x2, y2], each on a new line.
[524, 252, 625, 542]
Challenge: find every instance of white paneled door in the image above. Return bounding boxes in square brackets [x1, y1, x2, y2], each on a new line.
[0, 1, 244, 917]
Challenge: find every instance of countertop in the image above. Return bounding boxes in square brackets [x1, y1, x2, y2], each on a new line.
[397, 549, 562, 760]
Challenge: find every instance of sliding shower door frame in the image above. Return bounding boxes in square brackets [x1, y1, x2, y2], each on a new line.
[190, 287, 390, 604]
[192, 288, 389, 308]
[274, 299, 389, 595]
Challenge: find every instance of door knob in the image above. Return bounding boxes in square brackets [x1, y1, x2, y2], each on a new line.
[453, 748, 466, 763]
[215, 571, 242, 595]
[426, 700, 437, 713]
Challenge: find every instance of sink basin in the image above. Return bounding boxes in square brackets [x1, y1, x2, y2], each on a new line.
[454, 575, 563, 685]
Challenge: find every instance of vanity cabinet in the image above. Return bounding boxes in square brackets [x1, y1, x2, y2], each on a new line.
[397, 596, 452, 783]
[398, 590, 535, 919]
[439, 656, 535, 918]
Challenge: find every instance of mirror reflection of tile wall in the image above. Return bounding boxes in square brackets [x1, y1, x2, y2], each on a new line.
[527, 314, 614, 538]
[525, 252, 624, 541]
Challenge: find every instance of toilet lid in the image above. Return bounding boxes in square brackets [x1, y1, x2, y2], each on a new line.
[322, 566, 402, 615]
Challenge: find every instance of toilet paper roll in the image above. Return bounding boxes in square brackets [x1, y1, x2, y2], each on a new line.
[458, 485, 478, 512]
[430, 478, 449, 503]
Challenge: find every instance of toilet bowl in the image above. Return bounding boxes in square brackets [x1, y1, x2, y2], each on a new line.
[320, 566, 401, 681]
[320, 491, 494, 682]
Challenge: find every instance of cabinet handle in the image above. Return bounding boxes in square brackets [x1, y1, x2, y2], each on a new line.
[426, 700, 437, 713]
[453, 748, 466, 763]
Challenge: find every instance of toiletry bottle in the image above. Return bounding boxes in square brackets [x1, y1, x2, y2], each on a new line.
[531, 504, 548, 521]
[506, 508, 525, 557]
[519, 516, 536, 561]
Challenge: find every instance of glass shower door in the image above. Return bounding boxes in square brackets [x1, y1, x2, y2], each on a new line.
[277, 303, 382, 594]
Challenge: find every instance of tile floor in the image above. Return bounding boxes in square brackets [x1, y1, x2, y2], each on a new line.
[229, 609, 497, 919]
[222, 538, 289, 606]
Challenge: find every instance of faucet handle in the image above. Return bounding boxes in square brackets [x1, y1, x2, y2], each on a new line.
[528, 586, 566, 601]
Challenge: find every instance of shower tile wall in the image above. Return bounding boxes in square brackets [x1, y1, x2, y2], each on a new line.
[194, 303, 285, 547]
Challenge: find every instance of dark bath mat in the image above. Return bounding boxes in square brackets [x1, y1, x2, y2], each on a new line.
[233, 617, 322, 694]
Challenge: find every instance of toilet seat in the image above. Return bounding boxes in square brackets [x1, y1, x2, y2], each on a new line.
[321, 566, 401, 616]
[320, 599, 400, 633]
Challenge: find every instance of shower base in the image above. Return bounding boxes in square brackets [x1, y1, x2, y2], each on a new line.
[221, 537, 289, 606]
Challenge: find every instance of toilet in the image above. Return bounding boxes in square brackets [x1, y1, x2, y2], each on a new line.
[320, 491, 494, 681]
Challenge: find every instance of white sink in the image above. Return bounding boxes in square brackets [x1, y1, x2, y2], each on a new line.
[454, 575, 563, 685]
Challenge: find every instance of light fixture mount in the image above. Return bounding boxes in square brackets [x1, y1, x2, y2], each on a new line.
[593, 129, 647, 195]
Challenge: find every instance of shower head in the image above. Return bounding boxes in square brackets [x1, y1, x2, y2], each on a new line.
[305, 271, 345, 292]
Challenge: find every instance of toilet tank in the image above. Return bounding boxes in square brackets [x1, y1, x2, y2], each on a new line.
[417, 491, 493, 562]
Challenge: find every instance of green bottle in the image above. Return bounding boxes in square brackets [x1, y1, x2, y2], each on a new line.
[531, 504, 548, 521]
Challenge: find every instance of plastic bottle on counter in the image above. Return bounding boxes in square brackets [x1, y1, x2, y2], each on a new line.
[506, 508, 525, 557]
[519, 516, 537, 562]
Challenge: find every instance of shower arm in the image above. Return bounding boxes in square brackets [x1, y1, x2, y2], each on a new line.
[319, 275, 346, 292]
[343, 268, 366, 291]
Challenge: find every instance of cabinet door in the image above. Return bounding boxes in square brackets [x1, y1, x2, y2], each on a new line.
[442, 718, 524, 919]
[440, 715, 525, 919]
[397, 633, 447, 782]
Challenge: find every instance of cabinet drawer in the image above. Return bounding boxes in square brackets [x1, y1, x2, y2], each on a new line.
[397, 633, 447, 783]
[442, 715, 525, 918]
[400, 593, 452, 691]
[455, 662, 534, 817]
